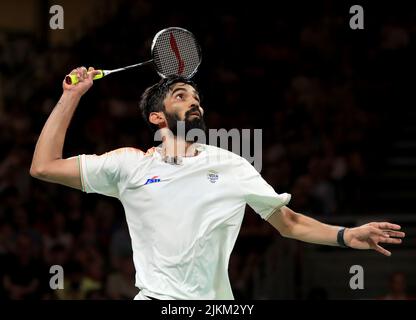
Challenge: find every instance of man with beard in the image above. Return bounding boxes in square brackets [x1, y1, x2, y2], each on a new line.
[31, 67, 405, 300]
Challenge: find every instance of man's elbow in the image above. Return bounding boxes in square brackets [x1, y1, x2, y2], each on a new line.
[29, 164, 47, 179]
[279, 225, 294, 239]
[268, 206, 298, 239]
[276, 207, 298, 239]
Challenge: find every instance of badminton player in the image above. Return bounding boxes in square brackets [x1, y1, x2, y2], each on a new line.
[30, 66, 405, 300]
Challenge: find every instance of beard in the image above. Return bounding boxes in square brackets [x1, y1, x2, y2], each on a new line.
[164, 107, 207, 142]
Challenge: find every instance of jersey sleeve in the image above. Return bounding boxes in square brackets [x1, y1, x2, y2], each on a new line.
[78, 148, 143, 198]
[235, 157, 291, 220]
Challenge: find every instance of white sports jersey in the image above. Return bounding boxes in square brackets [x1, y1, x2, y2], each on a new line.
[78, 144, 291, 300]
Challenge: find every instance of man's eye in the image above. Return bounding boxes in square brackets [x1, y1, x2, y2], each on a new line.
[176, 94, 184, 100]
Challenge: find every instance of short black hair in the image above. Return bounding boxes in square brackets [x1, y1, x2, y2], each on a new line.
[138, 75, 198, 133]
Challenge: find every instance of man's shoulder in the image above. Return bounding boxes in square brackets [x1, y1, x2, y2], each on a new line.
[202, 144, 243, 161]
[107, 147, 144, 155]
[104, 147, 148, 164]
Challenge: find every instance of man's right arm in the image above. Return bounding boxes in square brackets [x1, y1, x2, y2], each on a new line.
[30, 66, 100, 190]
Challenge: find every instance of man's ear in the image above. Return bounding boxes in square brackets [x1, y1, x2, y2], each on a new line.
[149, 112, 166, 128]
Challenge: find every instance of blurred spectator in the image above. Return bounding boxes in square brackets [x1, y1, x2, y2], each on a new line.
[55, 261, 84, 300]
[43, 212, 73, 256]
[378, 272, 416, 300]
[252, 238, 297, 299]
[106, 255, 138, 299]
[2, 233, 45, 299]
[79, 257, 105, 299]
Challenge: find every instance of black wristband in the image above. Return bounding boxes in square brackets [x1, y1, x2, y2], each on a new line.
[337, 227, 348, 248]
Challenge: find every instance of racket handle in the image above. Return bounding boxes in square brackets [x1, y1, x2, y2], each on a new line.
[65, 70, 104, 85]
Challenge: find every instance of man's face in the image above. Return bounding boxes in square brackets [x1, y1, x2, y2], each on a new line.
[162, 82, 206, 139]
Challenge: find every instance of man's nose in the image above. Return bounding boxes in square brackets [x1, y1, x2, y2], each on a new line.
[190, 103, 203, 116]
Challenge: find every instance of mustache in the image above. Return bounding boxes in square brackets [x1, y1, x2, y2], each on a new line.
[185, 106, 202, 118]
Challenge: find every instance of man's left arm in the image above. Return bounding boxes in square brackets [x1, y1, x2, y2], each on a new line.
[267, 206, 405, 256]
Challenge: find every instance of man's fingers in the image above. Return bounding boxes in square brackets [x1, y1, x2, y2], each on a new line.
[375, 244, 391, 256]
[379, 237, 402, 245]
[68, 67, 88, 83]
[80, 67, 100, 81]
[76, 68, 84, 82]
[378, 222, 401, 230]
[371, 227, 387, 238]
[385, 230, 406, 238]
[79, 66, 88, 75]
[67, 66, 99, 83]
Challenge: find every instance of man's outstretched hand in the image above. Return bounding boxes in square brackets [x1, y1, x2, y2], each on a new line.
[344, 222, 405, 256]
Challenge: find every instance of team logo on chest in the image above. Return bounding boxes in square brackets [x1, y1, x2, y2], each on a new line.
[144, 176, 161, 185]
[207, 170, 219, 183]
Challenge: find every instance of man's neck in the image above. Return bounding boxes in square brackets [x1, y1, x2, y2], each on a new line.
[162, 135, 197, 158]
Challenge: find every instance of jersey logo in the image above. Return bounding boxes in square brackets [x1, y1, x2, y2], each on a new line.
[207, 170, 219, 183]
[144, 176, 161, 185]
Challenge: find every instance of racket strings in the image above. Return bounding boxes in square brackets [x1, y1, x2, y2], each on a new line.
[153, 29, 201, 78]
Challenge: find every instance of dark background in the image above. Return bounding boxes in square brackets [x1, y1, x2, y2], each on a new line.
[1, 0, 415, 300]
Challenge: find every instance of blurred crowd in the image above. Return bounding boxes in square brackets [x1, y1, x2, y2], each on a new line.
[0, 0, 415, 299]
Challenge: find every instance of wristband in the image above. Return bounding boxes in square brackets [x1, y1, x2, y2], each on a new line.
[337, 227, 348, 248]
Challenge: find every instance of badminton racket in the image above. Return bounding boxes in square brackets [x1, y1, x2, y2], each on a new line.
[65, 27, 202, 85]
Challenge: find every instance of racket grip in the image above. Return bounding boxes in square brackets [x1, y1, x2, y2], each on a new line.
[65, 70, 104, 85]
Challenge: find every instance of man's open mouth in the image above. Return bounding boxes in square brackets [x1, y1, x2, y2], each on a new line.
[188, 112, 201, 117]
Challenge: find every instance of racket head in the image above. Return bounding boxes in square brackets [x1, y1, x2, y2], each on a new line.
[151, 27, 202, 79]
